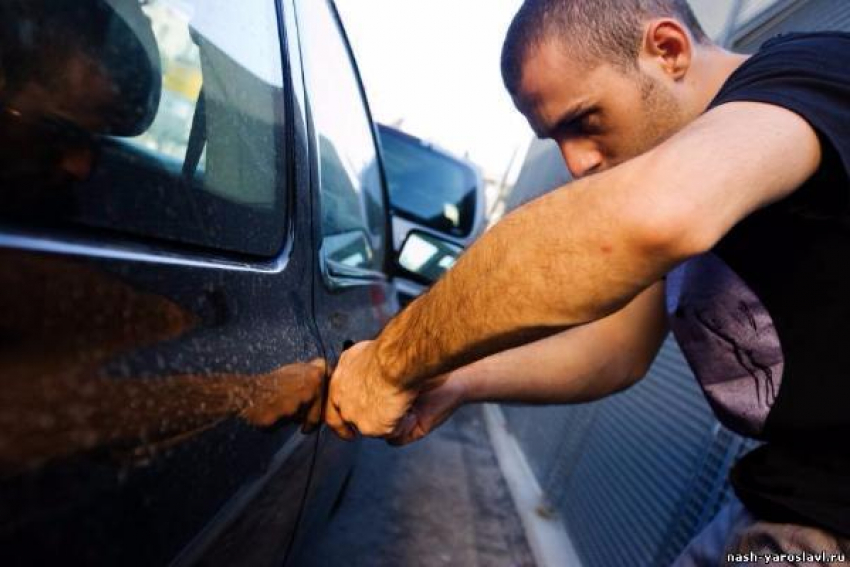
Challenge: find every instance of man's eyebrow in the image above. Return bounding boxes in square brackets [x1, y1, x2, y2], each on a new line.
[540, 104, 594, 139]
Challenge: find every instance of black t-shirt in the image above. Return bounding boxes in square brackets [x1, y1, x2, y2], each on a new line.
[665, 32, 850, 536]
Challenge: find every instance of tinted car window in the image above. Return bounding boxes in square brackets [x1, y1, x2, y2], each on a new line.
[296, 0, 386, 272]
[0, 0, 289, 257]
[379, 126, 478, 237]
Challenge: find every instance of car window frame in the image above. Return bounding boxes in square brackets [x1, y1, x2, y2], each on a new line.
[293, 0, 393, 289]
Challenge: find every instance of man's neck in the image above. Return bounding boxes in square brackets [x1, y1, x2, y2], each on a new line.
[691, 47, 751, 114]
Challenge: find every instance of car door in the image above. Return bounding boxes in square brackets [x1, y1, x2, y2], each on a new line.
[280, 0, 399, 558]
[295, 0, 397, 355]
[0, 1, 325, 565]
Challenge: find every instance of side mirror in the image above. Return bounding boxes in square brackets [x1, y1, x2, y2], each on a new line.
[397, 231, 463, 284]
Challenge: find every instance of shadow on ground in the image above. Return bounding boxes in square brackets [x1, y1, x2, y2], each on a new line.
[297, 406, 535, 567]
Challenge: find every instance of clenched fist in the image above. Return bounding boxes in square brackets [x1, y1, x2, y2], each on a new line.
[325, 340, 416, 439]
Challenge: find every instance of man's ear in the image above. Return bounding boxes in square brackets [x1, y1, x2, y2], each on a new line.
[640, 18, 693, 81]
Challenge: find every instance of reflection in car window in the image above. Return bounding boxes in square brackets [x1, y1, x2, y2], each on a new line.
[0, 0, 289, 257]
[296, 0, 386, 272]
[129, 2, 203, 163]
[379, 126, 478, 238]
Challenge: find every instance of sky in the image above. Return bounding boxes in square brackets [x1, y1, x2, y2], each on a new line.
[334, 0, 531, 180]
[334, 1, 741, 180]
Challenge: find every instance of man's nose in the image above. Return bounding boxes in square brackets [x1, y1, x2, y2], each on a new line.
[559, 140, 604, 179]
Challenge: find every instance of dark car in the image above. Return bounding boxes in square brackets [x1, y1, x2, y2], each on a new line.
[0, 0, 419, 565]
[377, 124, 488, 305]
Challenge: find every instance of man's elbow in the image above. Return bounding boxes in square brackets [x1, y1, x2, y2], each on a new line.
[601, 367, 646, 398]
[621, 148, 728, 265]
[628, 355, 656, 384]
[627, 189, 717, 266]
[606, 354, 656, 396]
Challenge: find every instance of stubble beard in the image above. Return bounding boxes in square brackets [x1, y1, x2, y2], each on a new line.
[631, 72, 687, 157]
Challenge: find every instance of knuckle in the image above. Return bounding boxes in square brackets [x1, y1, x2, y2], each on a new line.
[358, 422, 377, 437]
[325, 411, 341, 428]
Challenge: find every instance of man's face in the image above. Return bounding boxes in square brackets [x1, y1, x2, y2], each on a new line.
[515, 39, 689, 179]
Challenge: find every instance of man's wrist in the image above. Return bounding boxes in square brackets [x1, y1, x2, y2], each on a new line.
[374, 297, 431, 390]
[373, 329, 411, 390]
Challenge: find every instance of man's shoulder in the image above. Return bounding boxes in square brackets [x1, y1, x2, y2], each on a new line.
[711, 31, 850, 111]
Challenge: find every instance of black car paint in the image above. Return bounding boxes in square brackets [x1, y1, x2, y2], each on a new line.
[0, 0, 393, 565]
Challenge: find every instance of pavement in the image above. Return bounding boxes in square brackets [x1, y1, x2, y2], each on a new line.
[298, 405, 536, 567]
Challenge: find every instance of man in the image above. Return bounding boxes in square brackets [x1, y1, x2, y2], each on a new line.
[328, 0, 850, 561]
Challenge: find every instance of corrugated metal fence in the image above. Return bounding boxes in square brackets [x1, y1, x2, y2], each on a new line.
[502, 338, 756, 566]
[732, 0, 850, 52]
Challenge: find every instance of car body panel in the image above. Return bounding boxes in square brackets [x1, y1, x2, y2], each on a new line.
[0, 0, 392, 565]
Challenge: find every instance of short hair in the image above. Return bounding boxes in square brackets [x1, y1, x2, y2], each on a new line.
[501, 0, 710, 96]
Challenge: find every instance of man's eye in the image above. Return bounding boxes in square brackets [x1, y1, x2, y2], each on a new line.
[581, 114, 601, 133]
[558, 120, 588, 137]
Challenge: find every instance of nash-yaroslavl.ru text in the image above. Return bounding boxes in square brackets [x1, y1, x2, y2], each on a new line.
[727, 551, 847, 564]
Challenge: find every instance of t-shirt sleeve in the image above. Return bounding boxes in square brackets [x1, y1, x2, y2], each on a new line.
[709, 33, 850, 183]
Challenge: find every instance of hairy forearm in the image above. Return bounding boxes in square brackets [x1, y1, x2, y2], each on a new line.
[377, 162, 679, 389]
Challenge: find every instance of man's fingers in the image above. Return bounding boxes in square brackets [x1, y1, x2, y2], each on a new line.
[388, 412, 413, 438]
[387, 425, 426, 447]
[325, 400, 354, 440]
[386, 413, 418, 446]
[411, 421, 427, 441]
[325, 378, 354, 439]
[344, 421, 359, 439]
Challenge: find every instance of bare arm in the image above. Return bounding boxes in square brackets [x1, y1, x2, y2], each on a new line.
[328, 102, 821, 437]
[374, 102, 821, 389]
[388, 281, 667, 445]
[457, 280, 667, 404]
